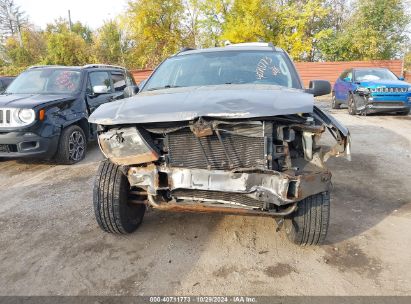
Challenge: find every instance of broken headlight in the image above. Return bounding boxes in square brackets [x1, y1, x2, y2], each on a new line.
[98, 127, 159, 166]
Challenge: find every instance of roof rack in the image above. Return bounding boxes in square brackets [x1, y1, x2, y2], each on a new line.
[82, 64, 125, 70]
[227, 42, 277, 50]
[27, 65, 64, 70]
[177, 47, 196, 55]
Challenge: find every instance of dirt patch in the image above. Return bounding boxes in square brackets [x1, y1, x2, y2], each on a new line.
[213, 265, 239, 278]
[111, 270, 148, 295]
[264, 263, 297, 278]
[323, 242, 382, 277]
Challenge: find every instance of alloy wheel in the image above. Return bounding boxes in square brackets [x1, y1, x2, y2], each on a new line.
[68, 130, 85, 161]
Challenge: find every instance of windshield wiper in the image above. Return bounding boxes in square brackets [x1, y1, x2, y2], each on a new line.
[146, 85, 182, 91]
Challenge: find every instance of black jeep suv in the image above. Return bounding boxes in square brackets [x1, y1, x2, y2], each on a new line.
[0, 65, 138, 164]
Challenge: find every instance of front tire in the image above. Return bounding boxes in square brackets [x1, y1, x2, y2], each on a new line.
[398, 109, 410, 116]
[55, 125, 87, 164]
[331, 92, 341, 109]
[93, 160, 146, 234]
[347, 94, 358, 115]
[284, 192, 330, 246]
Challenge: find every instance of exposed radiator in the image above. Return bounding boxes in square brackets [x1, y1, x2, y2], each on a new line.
[172, 189, 264, 209]
[166, 127, 265, 170]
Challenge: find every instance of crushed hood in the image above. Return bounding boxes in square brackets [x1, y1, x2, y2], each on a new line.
[0, 93, 74, 108]
[89, 84, 314, 125]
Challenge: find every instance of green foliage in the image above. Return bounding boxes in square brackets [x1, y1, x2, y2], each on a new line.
[93, 20, 125, 65]
[320, 0, 409, 60]
[44, 31, 92, 65]
[2, 29, 45, 66]
[40, 19, 94, 65]
[71, 21, 93, 44]
[125, 0, 186, 68]
[0, 65, 25, 76]
[221, 0, 268, 43]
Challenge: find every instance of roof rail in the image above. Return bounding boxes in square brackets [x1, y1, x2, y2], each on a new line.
[177, 47, 196, 55]
[267, 42, 276, 51]
[227, 42, 276, 49]
[27, 65, 64, 70]
[82, 64, 125, 70]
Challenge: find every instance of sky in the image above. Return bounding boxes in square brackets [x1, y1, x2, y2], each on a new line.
[15, 0, 129, 30]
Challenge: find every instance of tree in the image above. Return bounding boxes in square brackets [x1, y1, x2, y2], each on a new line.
[94, 20, 125, 65]
[71, 21, 93, 44]
[125, 0, 187, 68]
[320, 0, 409, 60]
[43, 19, 93, 65]
[273, 0, 333, 61]
[3, 28, 46, 66]
[196, 0, 233, 47]
[0, 0, 27, 43]
[220, 0, 269, 43]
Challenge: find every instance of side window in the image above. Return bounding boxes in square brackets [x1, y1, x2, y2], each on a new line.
[0, 80, 4, 92]
[346, 71, 353, 81]
[89, 72, 112, 92]
[111, 72, 127, 92]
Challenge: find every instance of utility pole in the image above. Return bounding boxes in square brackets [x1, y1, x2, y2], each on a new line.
[68, 10, 72, 31]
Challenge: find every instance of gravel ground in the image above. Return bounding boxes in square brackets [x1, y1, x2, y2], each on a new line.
[0, 99, 410, 296]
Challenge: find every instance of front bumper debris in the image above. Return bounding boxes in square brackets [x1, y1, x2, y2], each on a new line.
[353, 90, 411, 114]
[127, 165, 332, 208]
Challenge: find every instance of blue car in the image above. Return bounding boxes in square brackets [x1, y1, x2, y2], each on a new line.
[332, 67, 411, 115]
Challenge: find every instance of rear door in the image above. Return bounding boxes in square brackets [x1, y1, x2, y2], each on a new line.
[86, 71, 116, 113]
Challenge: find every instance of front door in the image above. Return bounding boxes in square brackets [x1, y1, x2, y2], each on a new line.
[86, 71, 115, 113]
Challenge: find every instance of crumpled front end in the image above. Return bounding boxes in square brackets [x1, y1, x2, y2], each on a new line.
[353, 86, 411, 114]
[96, 109, 350, 217]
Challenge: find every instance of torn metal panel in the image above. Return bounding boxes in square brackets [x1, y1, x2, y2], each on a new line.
[146, 196, 298, 218]
[313, 106, 351, 161]
[127, 166, 331, 207]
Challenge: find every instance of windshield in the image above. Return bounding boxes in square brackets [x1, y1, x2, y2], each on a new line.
[143, 50, 301, 91]
[354, 69, 398, 82]
[6, 69, 82, 94]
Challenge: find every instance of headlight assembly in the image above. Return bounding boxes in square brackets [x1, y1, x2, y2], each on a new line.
[98, 127, 160, 166]
[17, 109, 36, 124]
[0, 108, 36, 127]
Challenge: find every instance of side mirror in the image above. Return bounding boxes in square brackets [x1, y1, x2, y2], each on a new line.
[93, 85, 109, 94]
[305, 80, 331, 97]
[124, 85, 140, 98]
[343, 77, 352, 83]
[398, 77, 405, 81]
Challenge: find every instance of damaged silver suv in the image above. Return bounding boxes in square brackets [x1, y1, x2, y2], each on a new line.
[89, 43, 350, 246]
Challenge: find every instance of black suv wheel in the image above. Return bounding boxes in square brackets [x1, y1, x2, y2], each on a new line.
[284, 192, 330, 246]
[93, 160, 146, 234]
[55, 125, 87, 164]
